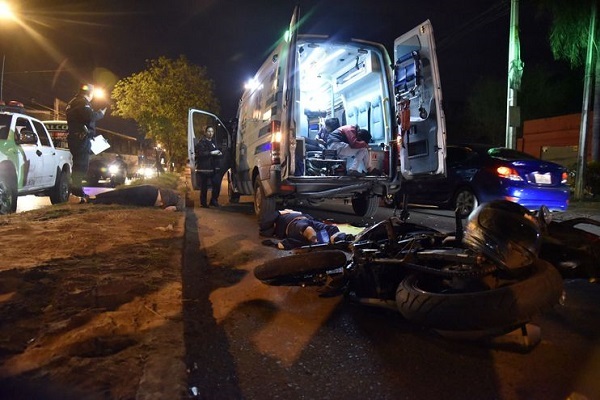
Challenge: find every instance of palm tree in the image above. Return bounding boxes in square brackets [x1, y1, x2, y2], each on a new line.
[540, 0, 598, 198]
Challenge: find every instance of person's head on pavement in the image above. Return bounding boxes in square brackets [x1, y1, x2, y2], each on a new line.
[158, 188, 186, 211]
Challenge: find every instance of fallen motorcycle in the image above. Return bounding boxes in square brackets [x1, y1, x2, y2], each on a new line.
[255, 200, 568, 338]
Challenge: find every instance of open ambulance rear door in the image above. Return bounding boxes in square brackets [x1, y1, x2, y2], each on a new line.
[394, 20, 446, 180]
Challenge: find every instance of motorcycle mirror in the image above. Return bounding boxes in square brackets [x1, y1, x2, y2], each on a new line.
[537, 205, 552, 226]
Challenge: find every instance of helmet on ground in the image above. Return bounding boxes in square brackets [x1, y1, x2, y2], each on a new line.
[462, 200, 541, 270]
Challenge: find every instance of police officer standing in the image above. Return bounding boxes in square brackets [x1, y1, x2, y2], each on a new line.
[66, 84, 107, 199]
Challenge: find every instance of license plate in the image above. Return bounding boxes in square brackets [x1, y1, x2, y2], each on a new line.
[533, 172, 551, 184]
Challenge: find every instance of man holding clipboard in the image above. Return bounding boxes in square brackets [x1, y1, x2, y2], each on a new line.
[66, 83, 107, 198]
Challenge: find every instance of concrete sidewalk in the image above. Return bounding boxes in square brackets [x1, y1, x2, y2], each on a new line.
[562, 200, 600, 219]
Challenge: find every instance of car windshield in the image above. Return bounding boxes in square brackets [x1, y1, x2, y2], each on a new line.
[487, 147, 538, 161]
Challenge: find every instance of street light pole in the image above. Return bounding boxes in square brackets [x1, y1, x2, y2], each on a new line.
[505, 0, 524, 149]
[1, 54, 4, 102]
[1, 1, 16, 103]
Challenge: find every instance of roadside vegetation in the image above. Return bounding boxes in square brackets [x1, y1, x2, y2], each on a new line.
[110, 56, 220, 168]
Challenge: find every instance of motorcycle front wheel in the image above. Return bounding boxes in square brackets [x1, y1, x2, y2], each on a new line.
[395, 259, 563, 333]
[254, 250, 347, 286]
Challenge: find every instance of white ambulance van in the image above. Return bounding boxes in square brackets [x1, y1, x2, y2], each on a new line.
[188, 9, 446, 219]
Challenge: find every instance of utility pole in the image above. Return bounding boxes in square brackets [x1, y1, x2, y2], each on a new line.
[1, 54, 4, 102]
[505, 0, 524, 149]
[574, 1, 597, 200]
[54, 97, 60, 120]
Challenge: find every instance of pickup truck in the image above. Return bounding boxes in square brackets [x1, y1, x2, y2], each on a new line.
[0, 102, 73, 214]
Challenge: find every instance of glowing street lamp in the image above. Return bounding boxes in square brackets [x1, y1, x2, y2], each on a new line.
[244, 78, 262, 92]
[93, 87, 106, 100]
[0, 1, 16, 101]
[0, 2, 15, 20]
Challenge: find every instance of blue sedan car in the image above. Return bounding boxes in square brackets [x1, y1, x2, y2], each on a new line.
[395, 144, 570, 217]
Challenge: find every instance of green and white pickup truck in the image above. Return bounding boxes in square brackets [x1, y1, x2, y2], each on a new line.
[0, 103, 73, 214]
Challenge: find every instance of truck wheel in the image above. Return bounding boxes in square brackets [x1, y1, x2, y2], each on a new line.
[351, 193, 379, 218]
[50, 170, 71, 204]
[0, 171, 17, 214]
[254, 179, 276, 219]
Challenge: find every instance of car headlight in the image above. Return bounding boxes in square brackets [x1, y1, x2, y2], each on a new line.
[138, 167, 155, 178]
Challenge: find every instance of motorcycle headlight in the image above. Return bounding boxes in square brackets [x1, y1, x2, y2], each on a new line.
[108, 164, 119, 174]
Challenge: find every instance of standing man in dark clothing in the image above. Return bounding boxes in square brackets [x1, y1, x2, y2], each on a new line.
[194, 126, 223, 207]
[66, 83, 107, 198]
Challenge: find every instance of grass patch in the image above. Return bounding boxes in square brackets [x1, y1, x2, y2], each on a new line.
[126, 172, 182, 190]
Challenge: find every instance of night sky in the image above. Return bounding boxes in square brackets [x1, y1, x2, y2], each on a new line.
[0, 0, 564, 136]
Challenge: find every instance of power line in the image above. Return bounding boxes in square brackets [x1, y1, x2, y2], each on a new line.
[437, 1, 511, 51]
[3, 68, 77, 74]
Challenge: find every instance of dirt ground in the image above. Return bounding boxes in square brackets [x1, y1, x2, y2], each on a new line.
[2, 180, 600, 399]
[0, 201, 187, 399]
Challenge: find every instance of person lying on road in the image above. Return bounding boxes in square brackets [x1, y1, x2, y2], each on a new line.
[69, 184, 184, 211]
[259, 209, 353, 250]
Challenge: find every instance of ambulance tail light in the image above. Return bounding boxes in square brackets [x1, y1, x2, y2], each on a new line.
[271, 120, 282, 165]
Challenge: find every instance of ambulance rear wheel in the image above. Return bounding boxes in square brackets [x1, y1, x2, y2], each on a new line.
[254, 179, 276, 220]
[351, 193, 378, 218]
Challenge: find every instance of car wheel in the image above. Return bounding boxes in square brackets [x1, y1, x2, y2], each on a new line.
[0, 169, 18, 214]
[50, 169, 71, 204]
[453, 188, 478, 218]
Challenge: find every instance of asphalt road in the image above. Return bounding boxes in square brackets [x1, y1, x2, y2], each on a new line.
[181, 190, 600, 400]
[15, 182, 121, 213]
[14, 180, 600, 399]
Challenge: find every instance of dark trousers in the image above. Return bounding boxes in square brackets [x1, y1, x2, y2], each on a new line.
[68, 136, 91, 197]
[199, 172, 222, 206]
[92, 185, 159, 206]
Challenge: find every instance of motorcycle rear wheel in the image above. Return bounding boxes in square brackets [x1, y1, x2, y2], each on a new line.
[396, 259, 563, 333]
[254, 250, 347, 285]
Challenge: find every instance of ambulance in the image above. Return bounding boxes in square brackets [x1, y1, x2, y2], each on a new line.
[188, 8, 446, 219]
